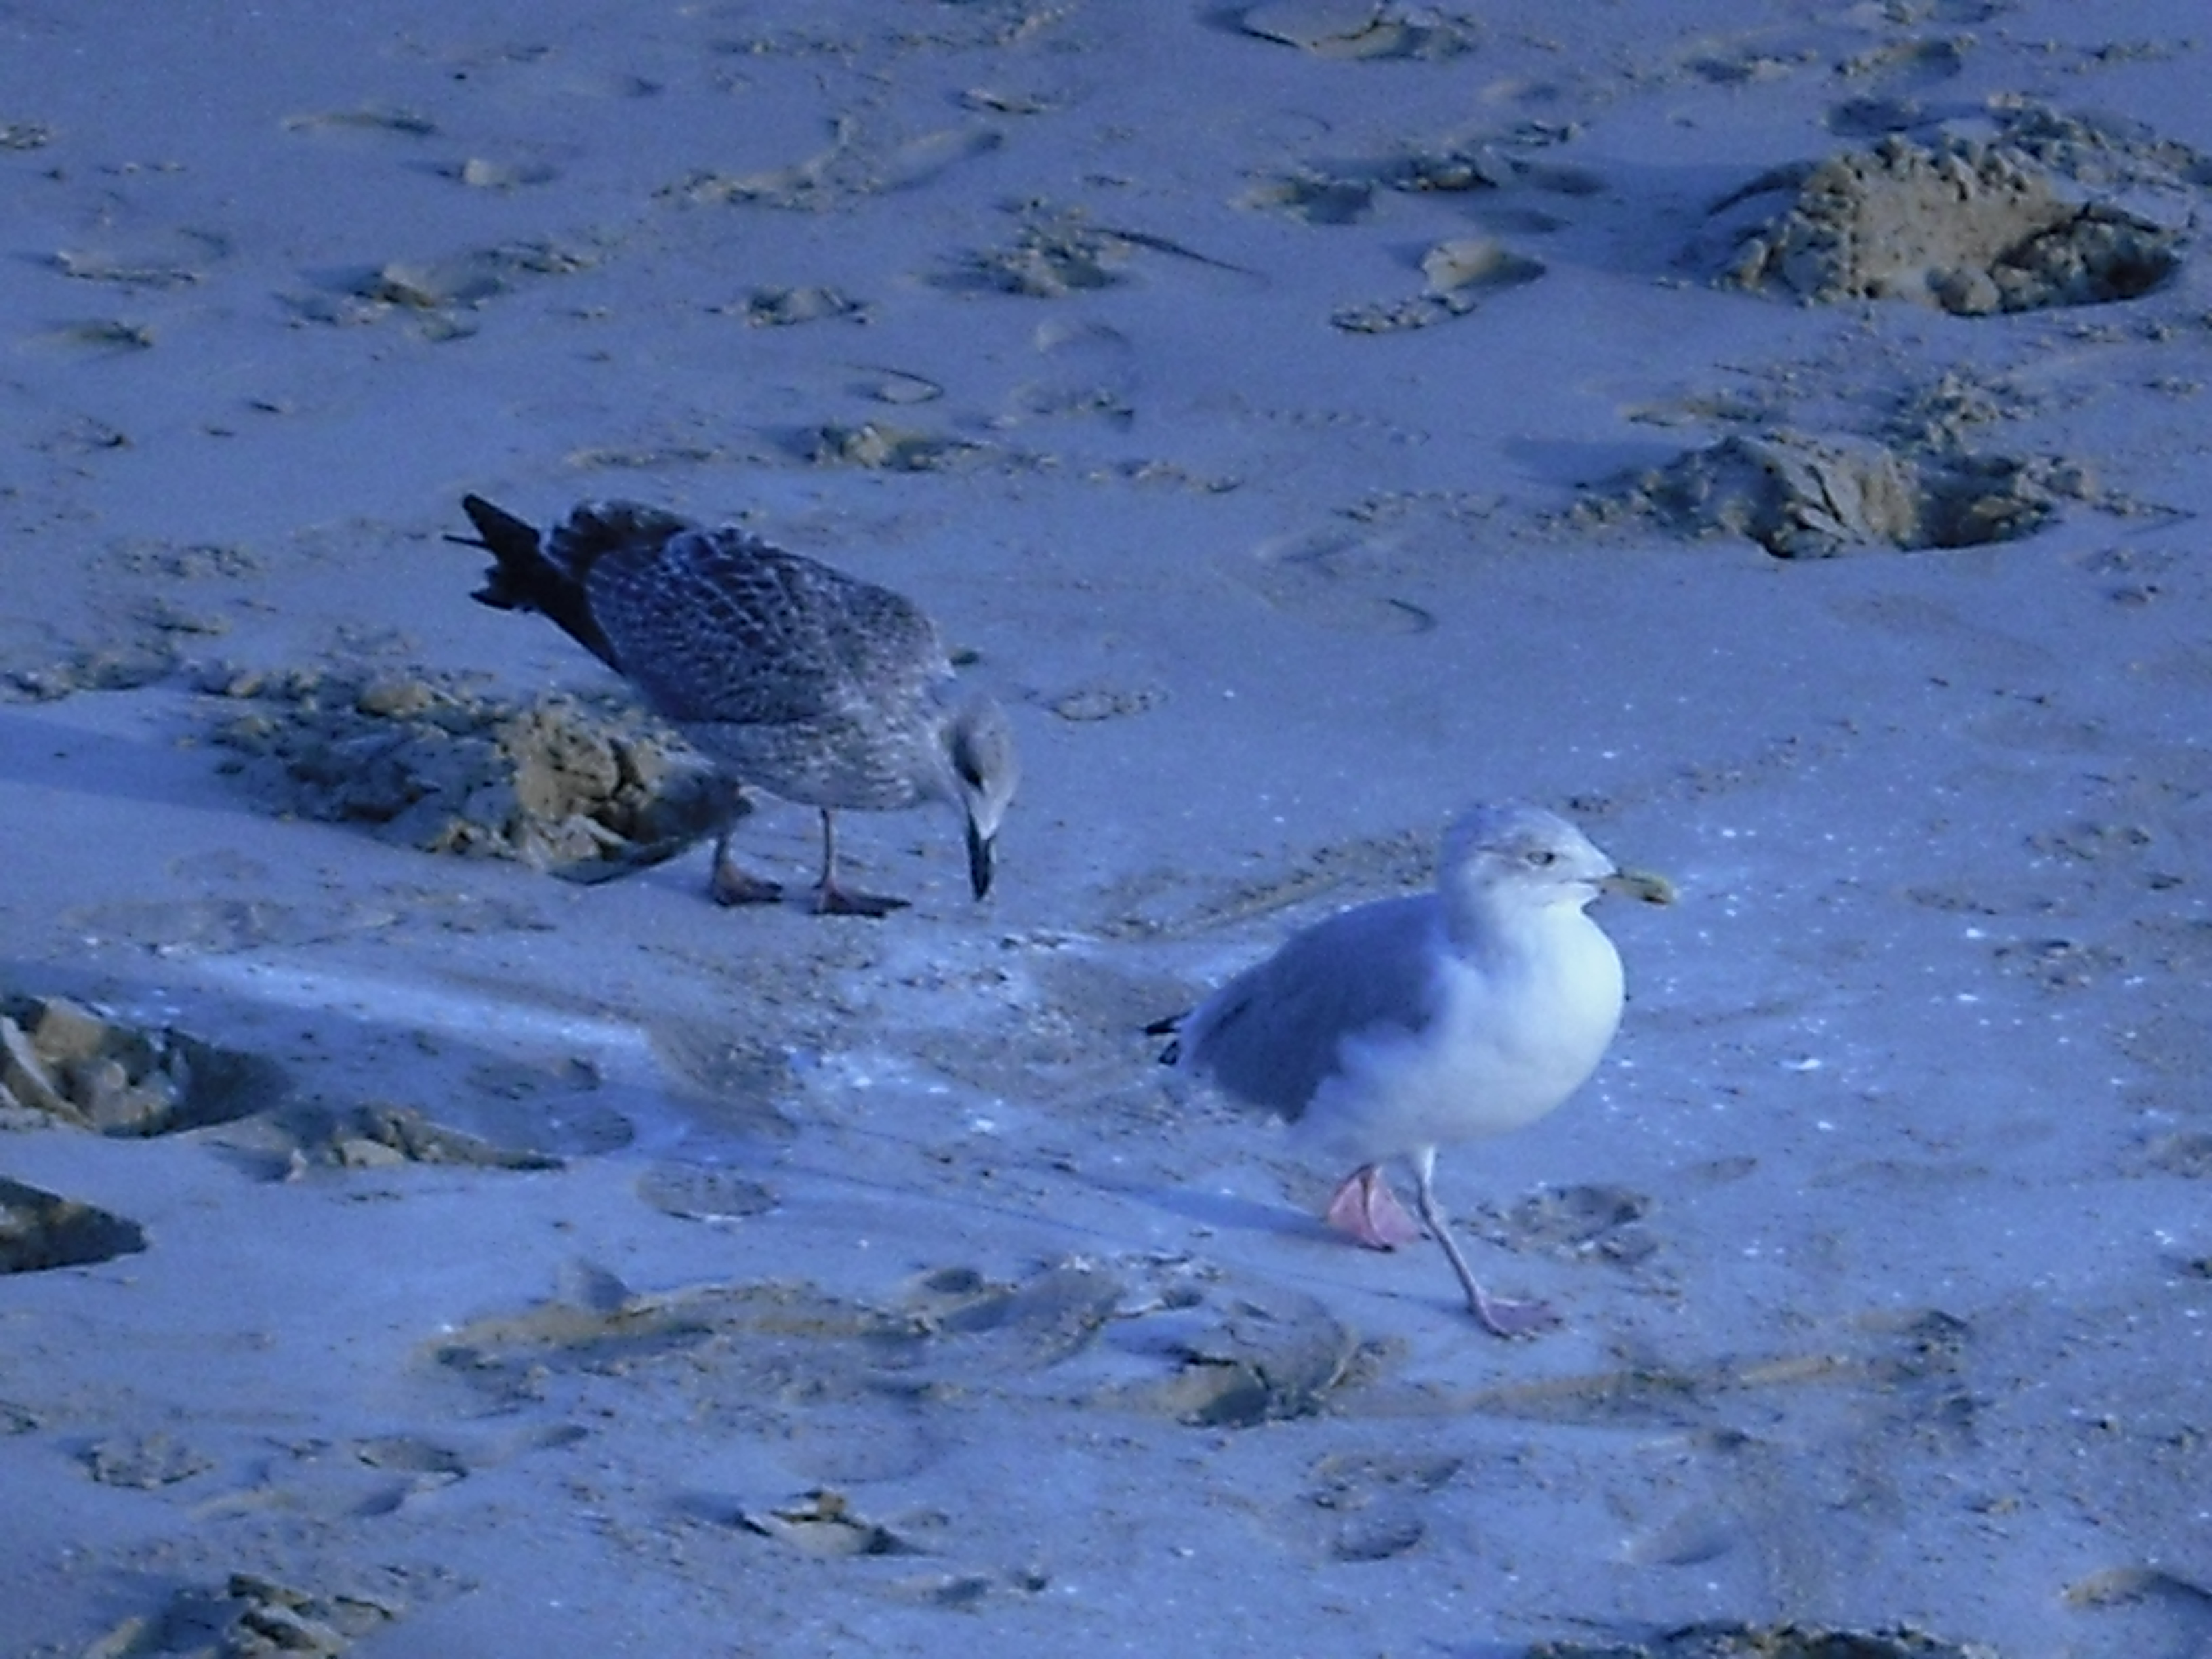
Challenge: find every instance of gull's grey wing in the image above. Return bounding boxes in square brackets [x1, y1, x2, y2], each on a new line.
[1181, 894, 1440, 1123]
[586, 528, 944, 728]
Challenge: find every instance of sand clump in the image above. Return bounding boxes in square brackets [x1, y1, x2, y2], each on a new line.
[0, 991, 282, 1137]
[1332, 236, 1547, 333]
[203, 665, 725, 880]
[1721, 121, 2189, 314]
[284, 239, 600, 337]
[1531, 1622, 1997, 1659]
[1237, 1, 1477, 61]
[75, 1572, 400, 1658]
[0, 1176, 146, 1275]
[0, 991, 280, 1279]
[805, 419, 994, 472]
[325, 1103, 567, 1173]
[1240, 122, 1594, 233]
[1600, 428, 2094, 558]
[951, 210, 1134, 298]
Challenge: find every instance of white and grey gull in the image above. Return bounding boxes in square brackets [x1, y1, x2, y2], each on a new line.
[452, 495, 1018, 916]
[1164, 803, 1668, 1335]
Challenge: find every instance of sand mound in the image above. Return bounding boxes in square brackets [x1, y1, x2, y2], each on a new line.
[1595, 430, 2091, 558]
[203, 665, 725, 880]
[1721, 123, 2188, 314]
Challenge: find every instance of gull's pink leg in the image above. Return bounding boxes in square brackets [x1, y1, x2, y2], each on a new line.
[1408, 1147, 1561, 1338]
[1321, 1164, 1425, 1250]
[708, 821, 783, 906]
[811, 808, 909, 918]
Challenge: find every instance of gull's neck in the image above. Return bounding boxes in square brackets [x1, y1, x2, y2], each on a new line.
[1441, 880, 1599, 968]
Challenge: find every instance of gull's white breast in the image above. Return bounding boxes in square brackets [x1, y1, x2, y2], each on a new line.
[1300, 907, 1624, 1165]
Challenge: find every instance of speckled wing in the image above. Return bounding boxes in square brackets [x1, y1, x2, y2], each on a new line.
[1183, 895, 1441, 1124]
[583, 527, 947, 729]
[544, 501, 698, 594]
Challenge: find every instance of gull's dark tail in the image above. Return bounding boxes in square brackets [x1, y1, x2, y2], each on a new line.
[448, 494, 621, 671]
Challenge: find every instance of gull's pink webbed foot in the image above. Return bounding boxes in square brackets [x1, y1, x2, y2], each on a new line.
[814, 879, 909, 918]
[811, 809, 908, 916]
[1467, 1286, 1562, 1338]
[1321, 1164, 1426, 1250]
[710, 830, 784, 907]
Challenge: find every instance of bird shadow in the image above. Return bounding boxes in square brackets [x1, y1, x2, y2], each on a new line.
[1097, 1170, 1342, 1250]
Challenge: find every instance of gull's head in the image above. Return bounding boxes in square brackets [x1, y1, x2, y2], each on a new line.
[1439, 804, 1618, 919]
[944, 695, 1020, 900]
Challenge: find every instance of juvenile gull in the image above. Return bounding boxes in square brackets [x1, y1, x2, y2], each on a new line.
[452, 495, 1018, 917]
[1168, 804, 1661, 1336]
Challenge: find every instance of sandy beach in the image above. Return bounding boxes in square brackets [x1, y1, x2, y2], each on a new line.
[3, 2, 2209, 1654]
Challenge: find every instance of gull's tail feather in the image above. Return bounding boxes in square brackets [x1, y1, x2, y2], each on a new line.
[449, 494, 621, 671]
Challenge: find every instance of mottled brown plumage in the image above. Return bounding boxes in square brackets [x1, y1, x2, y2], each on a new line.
[453, 495, 1018, 915]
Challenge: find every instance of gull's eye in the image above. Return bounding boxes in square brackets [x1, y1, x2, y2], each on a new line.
[1527, 847, 1559, 868]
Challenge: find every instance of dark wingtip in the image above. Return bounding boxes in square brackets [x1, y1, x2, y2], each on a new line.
[966, 821, 996, 901]
[457, 493, 541, 555]
[1144, 1008, 1188, 1067]
[447, 495, 621, 670]
[449, 495, 538, 613]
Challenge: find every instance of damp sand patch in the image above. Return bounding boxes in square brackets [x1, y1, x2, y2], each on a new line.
[7, 563, 253, 701]
[202, 665, 725, 880]
[1715, 108, 2200, 314]
[432, 1254, 1382, 1429]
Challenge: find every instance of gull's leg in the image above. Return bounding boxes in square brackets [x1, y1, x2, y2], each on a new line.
[811, 808, 909, 918]
[1410, 1147, 1559, 1338]
[1322, 1164, 1425, 1249]
[706, 788, 782, 906]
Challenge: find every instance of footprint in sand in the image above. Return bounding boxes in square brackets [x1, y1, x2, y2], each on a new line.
[1218, 529, 1437, 634]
